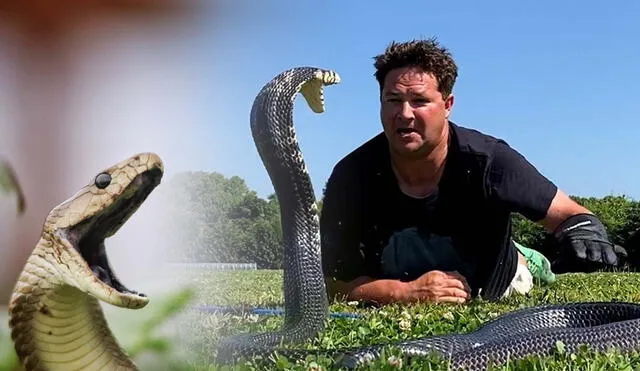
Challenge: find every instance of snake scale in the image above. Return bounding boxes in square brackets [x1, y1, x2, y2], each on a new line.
[8, 153, 164, 371]
[215, 66, 640, 370]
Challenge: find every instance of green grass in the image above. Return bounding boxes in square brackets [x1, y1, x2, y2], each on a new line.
[4, 271, 640, 370]
[177, 269, 640, 370]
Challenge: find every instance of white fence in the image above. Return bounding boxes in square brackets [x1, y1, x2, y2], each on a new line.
[164, 262, 258, 270]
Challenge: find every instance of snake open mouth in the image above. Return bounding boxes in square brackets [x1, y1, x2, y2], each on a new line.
[300, 70, 340, 114]
[63, 167, 163, 296]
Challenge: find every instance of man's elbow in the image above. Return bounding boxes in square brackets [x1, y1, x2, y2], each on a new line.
[324, 276, 372, 302]
[538, 189, 593, 233]
[325, 277, 352, 302]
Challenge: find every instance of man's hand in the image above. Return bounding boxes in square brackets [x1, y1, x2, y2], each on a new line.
[552, 213, 627, 273]
[406, 270, 471, 304]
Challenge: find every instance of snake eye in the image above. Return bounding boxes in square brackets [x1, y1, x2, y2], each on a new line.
[94, 172, 111, 189]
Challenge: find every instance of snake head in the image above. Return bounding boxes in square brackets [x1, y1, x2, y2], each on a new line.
[300, 68, 341, 114]
[44, 152, 164, 309]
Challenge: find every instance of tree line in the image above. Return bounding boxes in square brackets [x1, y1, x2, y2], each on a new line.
[162, 171, 640, 270]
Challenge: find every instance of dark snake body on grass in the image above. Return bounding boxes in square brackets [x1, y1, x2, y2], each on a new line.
[214, 67, 640, 370]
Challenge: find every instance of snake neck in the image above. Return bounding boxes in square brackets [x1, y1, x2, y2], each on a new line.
[251, 95, 320, 242]
[9, 237, 138, 371]
[251, 90, 329, 338]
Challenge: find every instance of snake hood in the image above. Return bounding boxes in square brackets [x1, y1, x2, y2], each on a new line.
[10, 152, 163, 371]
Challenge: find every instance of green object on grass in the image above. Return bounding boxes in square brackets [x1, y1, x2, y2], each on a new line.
[515, 241, 556, 284]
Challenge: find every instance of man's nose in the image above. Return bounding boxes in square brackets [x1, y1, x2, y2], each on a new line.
[397, 101, 414, 120]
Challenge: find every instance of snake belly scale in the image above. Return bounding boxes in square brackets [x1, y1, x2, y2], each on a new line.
[215, 66, 640, 370]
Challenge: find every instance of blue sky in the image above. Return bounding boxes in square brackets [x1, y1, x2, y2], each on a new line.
[184, 0, 640, 201]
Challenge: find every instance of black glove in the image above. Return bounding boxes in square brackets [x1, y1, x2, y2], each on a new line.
[552, 213, 627, 273]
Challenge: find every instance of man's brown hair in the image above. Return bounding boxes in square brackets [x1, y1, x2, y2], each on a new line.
[373, 37, 458, 98]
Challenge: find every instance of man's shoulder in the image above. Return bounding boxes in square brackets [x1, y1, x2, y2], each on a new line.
[332, 132, 388, 175]
[323, 132, 387, 200]
[450, 121, 508, 158]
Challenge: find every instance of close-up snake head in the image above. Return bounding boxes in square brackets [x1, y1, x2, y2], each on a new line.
[43, 152, 164, 309]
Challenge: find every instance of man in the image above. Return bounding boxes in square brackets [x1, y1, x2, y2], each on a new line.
[319, 38, 625, 305]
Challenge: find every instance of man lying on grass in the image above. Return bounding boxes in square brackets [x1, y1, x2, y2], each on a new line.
[320, 37, 627, 305]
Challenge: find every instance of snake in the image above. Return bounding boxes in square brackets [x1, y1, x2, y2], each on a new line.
[8, 152, 164, 371]
[1, 160, 26, 214]
[213, 66, 640, 370]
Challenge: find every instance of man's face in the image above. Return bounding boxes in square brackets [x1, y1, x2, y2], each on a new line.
[380, 66, 454, 157]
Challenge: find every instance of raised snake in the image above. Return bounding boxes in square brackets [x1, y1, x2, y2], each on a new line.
[8, 152, 163, 371]
[215, 66, 640, 370]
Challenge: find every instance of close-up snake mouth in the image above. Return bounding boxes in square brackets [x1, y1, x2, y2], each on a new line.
[62, 166, 163, 296]
[299, 69, 340, 114]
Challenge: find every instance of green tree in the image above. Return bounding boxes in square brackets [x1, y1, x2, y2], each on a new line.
[162, 171, 284, 268]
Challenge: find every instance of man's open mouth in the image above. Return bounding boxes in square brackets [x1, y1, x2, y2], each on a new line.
[396, 128, 418, 135]
[62, 168, 162, 296]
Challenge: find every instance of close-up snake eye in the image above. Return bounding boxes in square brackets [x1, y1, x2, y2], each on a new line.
[94, 172, 112, 189]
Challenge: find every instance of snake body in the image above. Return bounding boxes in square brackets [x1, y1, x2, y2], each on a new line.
[215, 66, 640, 370]
[8, 153, 164, 371]
[215, 67, 338, 359]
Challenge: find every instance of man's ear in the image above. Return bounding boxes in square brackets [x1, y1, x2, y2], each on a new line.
[444, 94, 455, 118]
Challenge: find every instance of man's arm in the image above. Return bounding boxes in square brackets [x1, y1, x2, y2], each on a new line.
[320, 164, 406, 303]
[325, 276, 410, 304]
[327, 272, 470, 305]
[541, 189, 626, 271]
[320, 164, 367, 300]
[537, 189, 592, 233]
[488, 141, 625, 270]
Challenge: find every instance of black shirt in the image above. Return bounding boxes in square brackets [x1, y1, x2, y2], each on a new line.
[320, 121, 558, 301]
